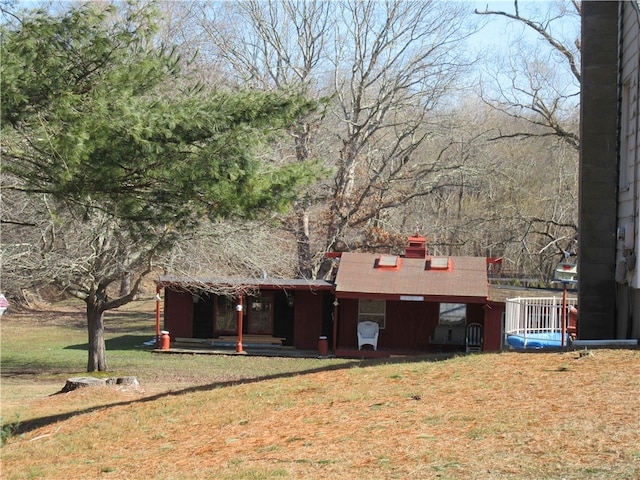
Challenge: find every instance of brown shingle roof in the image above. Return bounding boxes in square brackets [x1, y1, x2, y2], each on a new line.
[488, 285, 577, 303]
[156, 276, 333, 290]
[334, 252, 488, 302]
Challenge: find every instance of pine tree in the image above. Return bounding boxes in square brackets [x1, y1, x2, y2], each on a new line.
[1, 2, 319, 371]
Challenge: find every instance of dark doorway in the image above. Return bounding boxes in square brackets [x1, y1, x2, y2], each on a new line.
[273, 291, 295, 346]
[193, 293, 214, 339]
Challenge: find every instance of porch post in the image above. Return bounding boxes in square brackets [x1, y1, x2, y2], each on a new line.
[236, 295, 244, 353]
[155, 285, 162, 347]
[561, 284, 567, 348]
[332, 299, 339, 352]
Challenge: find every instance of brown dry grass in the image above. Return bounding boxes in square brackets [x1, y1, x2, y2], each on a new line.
[2, 349, 639, 479]
[1, 300, 640, 479]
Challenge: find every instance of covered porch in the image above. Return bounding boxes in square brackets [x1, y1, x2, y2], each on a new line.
[156, 276, 335, 353]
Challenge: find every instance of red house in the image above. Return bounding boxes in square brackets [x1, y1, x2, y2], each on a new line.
[156, 236, 497, 356]
[332, 236, 489, 356]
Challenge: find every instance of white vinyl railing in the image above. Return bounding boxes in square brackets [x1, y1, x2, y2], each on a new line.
[505, 297, 578, 338]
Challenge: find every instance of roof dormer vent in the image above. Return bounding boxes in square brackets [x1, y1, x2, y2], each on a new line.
[405, 235, 427, 258]
[376, 254, 401, 269]
[426, 256, 451, 271]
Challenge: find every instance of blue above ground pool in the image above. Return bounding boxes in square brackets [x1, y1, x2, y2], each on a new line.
[506, 332, 570, 349]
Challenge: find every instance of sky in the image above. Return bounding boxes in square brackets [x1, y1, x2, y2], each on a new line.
[470, 0, 581, 49]
[467, 0, 581, 93]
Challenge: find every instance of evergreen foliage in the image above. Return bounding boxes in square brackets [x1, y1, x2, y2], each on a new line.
[0, 2, 320, 371]
[1, 3, 318, 235]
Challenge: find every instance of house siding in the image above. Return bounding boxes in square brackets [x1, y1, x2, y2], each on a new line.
[484, 304, 505, 352]
[161, 286, 328, 346]
[336, 299, 487, 351]
[581, 1, 640, 340]
[616, 1, 640, 339]
[383, 301, 437, 350]
[618, 3, 639, 261]
[292, 290, 327, 350]
[164, 290, 194, 338]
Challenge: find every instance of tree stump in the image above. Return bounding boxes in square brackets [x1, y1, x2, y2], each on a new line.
[116, 376, 139, 386]
[61, 377, 107, 393]
[60, 376, 140, 393]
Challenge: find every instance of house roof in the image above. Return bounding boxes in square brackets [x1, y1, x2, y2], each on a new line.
[487, 284, 577, 304]
[334, 252, 488, 302]
[157, 275, 333, 291]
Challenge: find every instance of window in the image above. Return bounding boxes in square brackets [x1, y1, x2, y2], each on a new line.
[620, 80, 633, 191]
[438, 303, 466, 326]
[215, 296, 236, 333]
[358, 299, 386, 329]
[249, 293, 273, 334]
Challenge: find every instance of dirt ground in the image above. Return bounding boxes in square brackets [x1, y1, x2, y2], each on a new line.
[3, 348, 640, 479]
[2, 300, 640, 479]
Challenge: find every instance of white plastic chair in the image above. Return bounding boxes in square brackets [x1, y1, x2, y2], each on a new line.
[465, 323, 483, 353]
[357, 321, 379, 350]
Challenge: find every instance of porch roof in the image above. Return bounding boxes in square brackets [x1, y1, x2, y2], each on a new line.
[334, 252, 488, 302]
[156, 275, 334, 291]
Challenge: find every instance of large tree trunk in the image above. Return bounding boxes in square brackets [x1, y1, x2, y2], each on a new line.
[87, 303, 107, 372]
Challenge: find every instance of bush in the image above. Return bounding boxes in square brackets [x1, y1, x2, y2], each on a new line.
[1, 414, 21, 446]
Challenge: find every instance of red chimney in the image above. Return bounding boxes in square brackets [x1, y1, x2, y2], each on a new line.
[405, 235, 427, 258]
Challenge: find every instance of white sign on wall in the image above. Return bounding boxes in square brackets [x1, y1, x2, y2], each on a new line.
[400, 295, 424, 302]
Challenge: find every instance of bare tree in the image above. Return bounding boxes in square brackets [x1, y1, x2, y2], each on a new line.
[137, 0, 579, 284]
[475, 0, 581, 150]
[196, 0, 333, 277]
[396, 99, 578, 281]
[164, 220, 300, 280]
[0, 185, 165, 366]
[196, 0, 479, 277]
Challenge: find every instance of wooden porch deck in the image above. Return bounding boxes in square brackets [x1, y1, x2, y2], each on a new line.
[173, 336, 285, 348]
[154, 337, 463, 359]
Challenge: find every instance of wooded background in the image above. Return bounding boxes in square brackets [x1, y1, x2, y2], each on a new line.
[1, 0, 581, 300]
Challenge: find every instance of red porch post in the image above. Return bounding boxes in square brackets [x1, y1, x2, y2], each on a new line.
[155, 285, 162, 347]
[332, 299, 339, 353]
[236, 295, 244, 353]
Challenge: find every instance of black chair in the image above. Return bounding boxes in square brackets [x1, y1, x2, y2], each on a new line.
[465, 323, 483, 353]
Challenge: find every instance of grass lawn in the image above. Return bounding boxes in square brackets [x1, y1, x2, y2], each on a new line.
[1, 297, 640, 479]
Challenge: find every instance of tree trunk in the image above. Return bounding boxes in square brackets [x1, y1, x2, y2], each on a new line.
[293, 122, 316, 279]
[87, 303, 107, 372]
[296, 209, 314, 278]
[119, 272, 132, 297]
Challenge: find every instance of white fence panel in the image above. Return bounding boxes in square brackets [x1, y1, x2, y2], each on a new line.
[505, 297, 578, 342]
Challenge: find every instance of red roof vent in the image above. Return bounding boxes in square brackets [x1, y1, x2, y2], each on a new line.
[405, 235, 427, 258]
